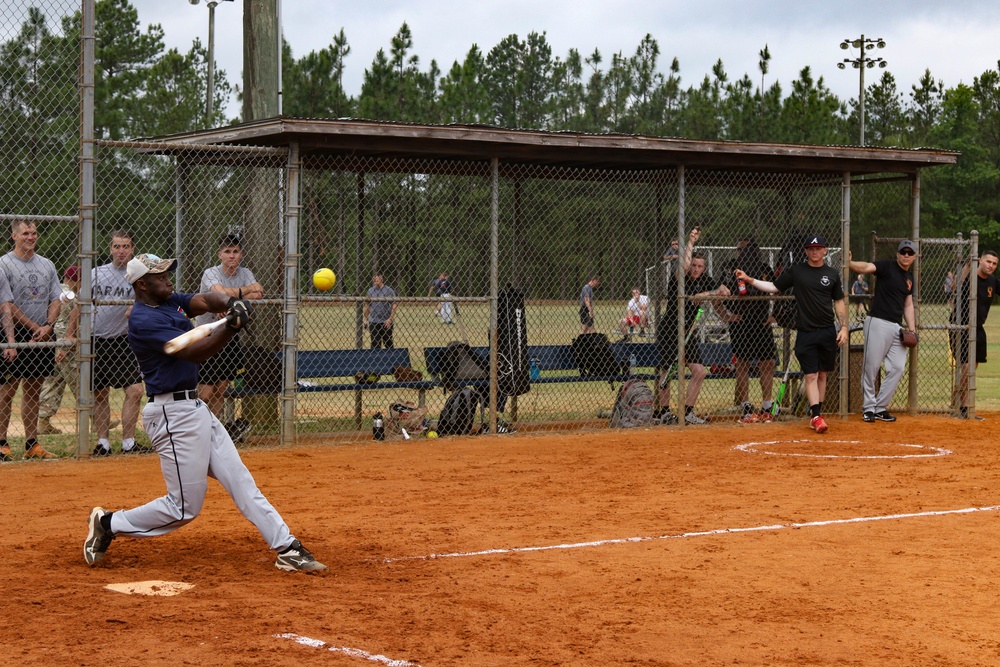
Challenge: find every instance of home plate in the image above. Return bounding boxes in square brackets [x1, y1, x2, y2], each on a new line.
[104, 581, 194, 597]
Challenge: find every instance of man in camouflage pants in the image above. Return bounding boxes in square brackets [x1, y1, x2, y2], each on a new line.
[37, 265, 80, 435]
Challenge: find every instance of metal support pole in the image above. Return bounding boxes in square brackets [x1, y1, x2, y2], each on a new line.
[839, 172, 851, 416]
[206, 1, 217, 122]
[969, 231, 980, 417]
[281, 142, 300, 446]
[676, 166, 687, 424]
[907, 173, 921, 414]
[488, 157, 499, 434]
[77, 0, 97, 457]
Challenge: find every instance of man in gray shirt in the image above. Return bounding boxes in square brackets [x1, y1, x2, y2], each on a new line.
[85, 231, 146, 456]
[364, 273, 397, 349]
[0, 220, 61, 460]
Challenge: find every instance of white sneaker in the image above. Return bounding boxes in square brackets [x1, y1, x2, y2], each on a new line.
[685, 412, 708, 425]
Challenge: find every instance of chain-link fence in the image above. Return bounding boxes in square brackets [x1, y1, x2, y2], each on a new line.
[0, 1, 972, 461]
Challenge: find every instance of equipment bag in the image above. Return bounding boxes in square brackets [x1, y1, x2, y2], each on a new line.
[609, 379, 655, 428]
[497, 286, 531, 397]
[437, 388, 483, 435]
[438, 341, 489, 392]
[571, 332, 622, 381]
[385, 401, 429, 440]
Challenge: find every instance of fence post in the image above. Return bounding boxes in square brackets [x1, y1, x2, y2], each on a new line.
[907, 173, 921, 414]
[969, 231, 980, 417]
[282, 142, 300, 446]
[76, 0, 96, 457]
[839, 172, 851, 417]
[488, 157, 499, 433]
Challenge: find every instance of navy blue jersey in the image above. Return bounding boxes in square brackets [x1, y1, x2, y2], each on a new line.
[128, 293, 199, 395]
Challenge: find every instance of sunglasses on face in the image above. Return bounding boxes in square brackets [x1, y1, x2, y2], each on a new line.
[898, 250, 915, 256]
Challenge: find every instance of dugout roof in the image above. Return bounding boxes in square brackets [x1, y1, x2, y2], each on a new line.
[151, 117, 958, 176]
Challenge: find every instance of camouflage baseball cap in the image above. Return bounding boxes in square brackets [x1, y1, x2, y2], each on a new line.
[126, 253, 177, 284]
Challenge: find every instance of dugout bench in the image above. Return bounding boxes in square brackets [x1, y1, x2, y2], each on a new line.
[227, 347, 436, 429]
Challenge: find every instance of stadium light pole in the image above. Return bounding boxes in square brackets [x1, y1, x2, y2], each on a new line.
[838, 35, 887, 146]
[188, 0, 234, 126]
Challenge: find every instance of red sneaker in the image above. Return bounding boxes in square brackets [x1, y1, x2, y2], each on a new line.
[810, 415, 828, 433]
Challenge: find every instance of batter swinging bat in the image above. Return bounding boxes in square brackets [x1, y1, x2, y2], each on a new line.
[163, 318, 228, 354]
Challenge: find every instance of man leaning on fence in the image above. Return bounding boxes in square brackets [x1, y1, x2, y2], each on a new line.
[849, 240, 917, 424]
[0, 220, 61, 461]
[951, 250, 999, 420]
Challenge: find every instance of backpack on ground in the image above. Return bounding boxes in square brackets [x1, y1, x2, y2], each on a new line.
[438, 341, 489, 392]
[609, 379, 655, 428]
[571, 332, 622, 384]
[437, 388, 483, 435]
[385, 401, 429, 440]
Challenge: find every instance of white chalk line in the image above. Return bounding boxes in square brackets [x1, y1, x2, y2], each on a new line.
[277, 633, 421, 667]
[383, 505, 1000, 563]
[735, 440, 952, 459]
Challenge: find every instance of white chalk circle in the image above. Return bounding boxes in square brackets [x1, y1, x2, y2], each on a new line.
[735, 439, 952, 459]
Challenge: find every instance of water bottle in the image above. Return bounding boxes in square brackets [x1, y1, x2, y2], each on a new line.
[372, 412, 385, 441]
[737, 279, 748, 296]
[529, 358, 540, 380]
[629, 353, 637, 376]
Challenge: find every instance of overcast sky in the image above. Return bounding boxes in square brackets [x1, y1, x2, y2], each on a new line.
[132, 0, 1000, 120]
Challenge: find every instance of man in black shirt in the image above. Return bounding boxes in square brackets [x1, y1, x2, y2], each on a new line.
[656, 227, 731, 425]
[734, 234, 848, 433]
[848, 239, 917, 423]
[951, 250, 999, 420]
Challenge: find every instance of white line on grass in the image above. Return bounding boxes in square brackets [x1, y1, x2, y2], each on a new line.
[383, 505, 1000, 563]
[276, 633, 421, 666]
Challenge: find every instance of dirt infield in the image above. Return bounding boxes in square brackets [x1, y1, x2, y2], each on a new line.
[2, 414, 998, 666]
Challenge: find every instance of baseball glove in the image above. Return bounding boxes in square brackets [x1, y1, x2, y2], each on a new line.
[900, 328, 919, 348]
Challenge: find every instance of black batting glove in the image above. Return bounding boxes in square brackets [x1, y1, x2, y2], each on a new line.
[225, 299, 252, 330]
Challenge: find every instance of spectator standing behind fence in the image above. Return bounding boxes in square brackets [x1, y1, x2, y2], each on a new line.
[0, 220, 60, 460]
[0, 273, 17, 461]
[365, 273, 397, 349]
[438, 271, 454, 324]
[734, 234, 848, 434]
[86, 231, 147, 457]
[656, 228, 731, 425]
[944, 270, 954, 307]
[851, 273, 869, 317]
[579, 275, 600, 334]
[720, 238, 777, 423]
[37, 265, 81, 435]
[951, 250, 999, 420]
[196, 235, 263, 432]
[663, 238, 680, 261]
[848, 240, 917, 424]
[619, 287, 649, 341]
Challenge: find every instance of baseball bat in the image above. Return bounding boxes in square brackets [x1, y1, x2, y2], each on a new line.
[659, 307, 704, 390]
[164, 318, 228, 354]
[771, 351, 794, 416]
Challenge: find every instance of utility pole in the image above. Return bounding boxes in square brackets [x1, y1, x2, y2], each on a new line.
[243, 0, 280, 121]
[188, 0, 234, 127]
[838, 35, 887, 146]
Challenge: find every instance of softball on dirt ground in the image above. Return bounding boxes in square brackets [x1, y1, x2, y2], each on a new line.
[426, 431, 438, 439]
[312, 268, 336, 291]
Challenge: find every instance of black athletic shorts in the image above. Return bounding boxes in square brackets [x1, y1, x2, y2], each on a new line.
[794, 326, 838, 375]
[730, 323, 776, 364]
[199, 336, 244, 384]
[951, 326, 987, 365]
[655, 334, 702, 371]
[93, 335, 142, 389]
[9, 325, 55, 380]
[579, 305, 594, 328]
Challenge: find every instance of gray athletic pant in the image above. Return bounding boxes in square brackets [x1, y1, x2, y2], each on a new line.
[110, 392, 294, 551]
[861, 316, 907, 413]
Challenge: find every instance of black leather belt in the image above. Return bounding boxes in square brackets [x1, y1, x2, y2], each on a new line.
[151, 389, 199, 403]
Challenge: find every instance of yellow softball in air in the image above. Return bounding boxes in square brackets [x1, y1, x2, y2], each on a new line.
[313, 268, 336, 291]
